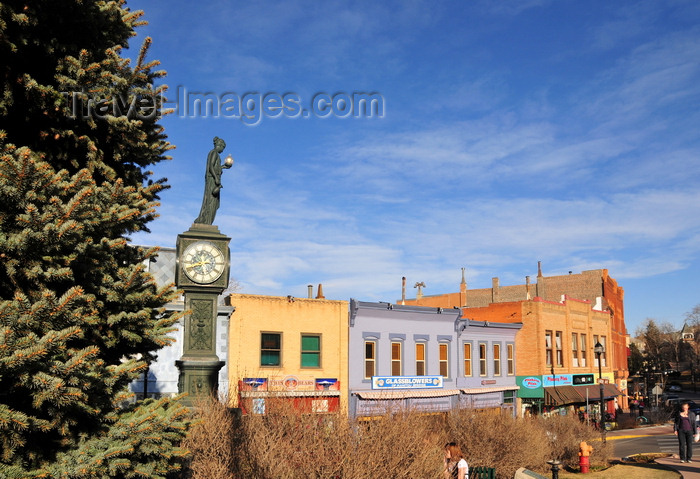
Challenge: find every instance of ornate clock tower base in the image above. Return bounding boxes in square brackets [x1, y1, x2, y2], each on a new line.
[175, 223, 231, 406]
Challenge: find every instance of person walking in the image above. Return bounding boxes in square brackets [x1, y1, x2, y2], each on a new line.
[444, 442, 469, 479]
[674, 401, 698, 463]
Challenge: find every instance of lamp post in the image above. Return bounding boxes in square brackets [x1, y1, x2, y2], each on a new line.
[594, 341, 606, 443]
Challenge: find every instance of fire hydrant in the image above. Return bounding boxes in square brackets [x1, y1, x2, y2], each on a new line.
[578, 441, 594, 473]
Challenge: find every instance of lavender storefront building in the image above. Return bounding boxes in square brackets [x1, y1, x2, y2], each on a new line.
[348, 300, 522, 419]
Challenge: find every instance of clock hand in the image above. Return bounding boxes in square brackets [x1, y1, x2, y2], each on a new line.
[187, 260, 211, 269]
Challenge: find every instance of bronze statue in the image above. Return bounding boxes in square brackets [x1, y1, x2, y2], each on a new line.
[195, 137, 232, 225]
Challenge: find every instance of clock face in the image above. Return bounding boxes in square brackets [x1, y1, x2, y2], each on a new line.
[182, 241, 226, 284]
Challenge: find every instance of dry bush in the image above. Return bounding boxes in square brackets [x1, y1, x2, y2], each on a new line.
[616, 413, 637, 429]
[340, 410, 445, 478]
[234, 400, 444, 479]
[180, 395, 613, 479]
[233, 398, 350, 478]
[646, 407, 673, 425]
[444, 409, 551, 479]
[533, 414, 611, 469]
[180, 393, 237, 479]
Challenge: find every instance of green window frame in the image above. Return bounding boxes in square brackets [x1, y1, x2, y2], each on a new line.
[301, 334, 321, 368]
[261, 332, 281, 366]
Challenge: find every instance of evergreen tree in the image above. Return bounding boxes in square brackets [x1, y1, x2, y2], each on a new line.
[0, 1, 189, 476]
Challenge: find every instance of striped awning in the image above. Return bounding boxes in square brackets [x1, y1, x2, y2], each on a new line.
[354, 389, 461, 400]
[544, 384, 620, 406]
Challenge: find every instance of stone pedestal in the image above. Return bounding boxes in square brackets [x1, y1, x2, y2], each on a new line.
[176, 359, 226, 406]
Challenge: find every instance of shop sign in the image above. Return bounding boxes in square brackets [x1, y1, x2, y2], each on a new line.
[241, 376, 340, 392]
[521, 376, 542, 389]
[372, 376, 443, 389]
[573, 374, 594, 385]
[241, 378, 268, 391]
[316, 378, 340, 390]
[517, 376, 543, 398]
[542, 374, 573, 387]
[269, 375, 320, 391]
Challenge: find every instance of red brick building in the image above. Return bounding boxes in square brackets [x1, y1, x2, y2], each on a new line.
[402, 265, 630, 412]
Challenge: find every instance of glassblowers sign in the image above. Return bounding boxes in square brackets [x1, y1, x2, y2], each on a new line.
[372, 376, 443, 389]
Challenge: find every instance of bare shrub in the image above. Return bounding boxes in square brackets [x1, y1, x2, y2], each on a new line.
[445, 409, 550, 479]
[233, 400, 444, 479]
[616, 413, 637, 429]
[180, 393, 237, 479]
[180, 395, 613, 479]
[340, 410, 445, 478]
[534, 414, 611, 469]
[646, 407, 673, 425]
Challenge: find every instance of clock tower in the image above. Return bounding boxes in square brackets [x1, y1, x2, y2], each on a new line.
[175, 137, 234, 404]
[175, 224, 230, 404]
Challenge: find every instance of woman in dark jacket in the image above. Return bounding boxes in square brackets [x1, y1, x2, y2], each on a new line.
[674, 402, 698, 463]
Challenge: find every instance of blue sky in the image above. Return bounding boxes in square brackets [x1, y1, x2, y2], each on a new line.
[129, 0, 700, 335]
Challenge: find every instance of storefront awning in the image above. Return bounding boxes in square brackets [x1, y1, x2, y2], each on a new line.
[544, 384, 620, 406]
[461, 386, 519, 394]
[354, 389, 461, 400]
[576, 384, 621, 401]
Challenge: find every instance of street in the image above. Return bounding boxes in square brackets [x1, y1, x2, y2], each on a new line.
[610, 389, 700, 458]
[611, 424, 676, 459]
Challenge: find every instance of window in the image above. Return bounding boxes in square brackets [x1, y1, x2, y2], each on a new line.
[493, 343, 501, 376]
[580, 334, 587, 367]
[391, 341, 402, 376]
[545, 331, 553, 367]
[503, 390, 515, 404]
[416, 343, 426, 376]
[507, 344, 514, 376]
[479, 343, 487, 376]
[301, 334, 320, 368]
[600, 336, 607, 367]
[555, 331, 563, 367]
[464, 343, 472, 377]
[364, 341, 376, 379]
[312, 399, 329, 413]
[439, 343, 449, 377]
[572, 333, 579, 367]
[261, 333, 281, 366]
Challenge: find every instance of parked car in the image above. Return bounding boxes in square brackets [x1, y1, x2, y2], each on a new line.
[667, 384, 683, 392]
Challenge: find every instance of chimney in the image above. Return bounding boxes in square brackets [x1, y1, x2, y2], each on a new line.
[536, 261, 545, 299]
[460, 267, 467, 307]
[526, 276, 531, 300]
[307, 284, 313, 299]
[491, 277, 499, 303]
[401, 277, 407, 304]
[414, 281, 426, 299]
[316, 283, 325, 300]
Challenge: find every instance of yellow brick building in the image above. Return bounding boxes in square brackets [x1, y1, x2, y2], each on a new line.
[226, 293, 349, 414]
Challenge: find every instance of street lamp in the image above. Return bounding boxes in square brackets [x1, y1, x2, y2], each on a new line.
[594, 341, 606, 443]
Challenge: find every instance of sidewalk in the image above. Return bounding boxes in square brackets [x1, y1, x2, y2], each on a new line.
[655, 456, 700, 479]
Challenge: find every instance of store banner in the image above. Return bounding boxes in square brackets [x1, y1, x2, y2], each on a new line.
[241, 376, 339, 392]
[517, 376, 544, 398]
[542, 374, 573, 387]
[371, 376, 443, 389]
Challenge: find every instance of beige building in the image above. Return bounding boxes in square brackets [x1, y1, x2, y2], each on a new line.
[226, 293, 349, 414]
